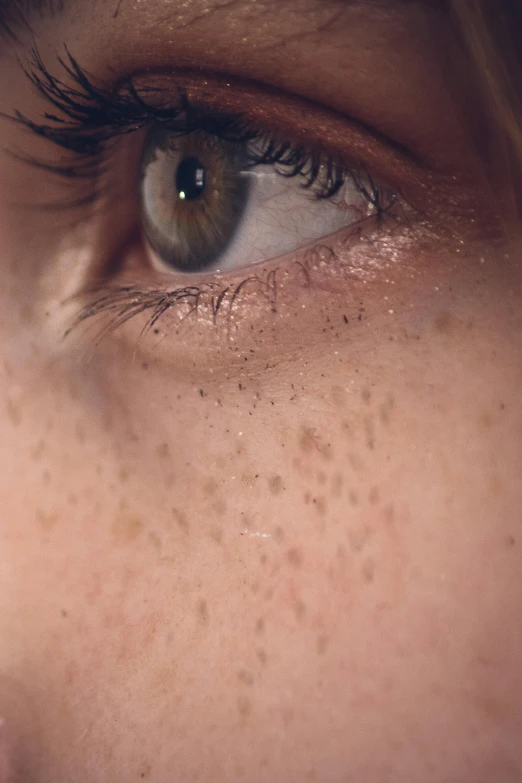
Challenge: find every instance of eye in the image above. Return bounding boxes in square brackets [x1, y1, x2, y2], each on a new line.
[140, 122, 378, 276]
[140, 125, 251, 273]
[9, 50, 435, 351]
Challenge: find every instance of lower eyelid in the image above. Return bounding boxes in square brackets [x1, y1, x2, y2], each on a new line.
[63, 211, 420, 373]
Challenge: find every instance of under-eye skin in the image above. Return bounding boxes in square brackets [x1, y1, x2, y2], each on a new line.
[8, 47, 446, 340]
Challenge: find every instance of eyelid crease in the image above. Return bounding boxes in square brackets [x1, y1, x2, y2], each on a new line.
[7, 44, 413, 229]
[11, 44, 441, 202]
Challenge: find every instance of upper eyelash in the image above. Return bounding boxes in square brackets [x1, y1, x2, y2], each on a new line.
[4, 47, 405, 338]
[10, 46, 392, 209]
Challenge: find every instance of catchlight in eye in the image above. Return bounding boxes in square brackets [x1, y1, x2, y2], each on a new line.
[176, 156, 206, 202]
[140, 125, 250, 273]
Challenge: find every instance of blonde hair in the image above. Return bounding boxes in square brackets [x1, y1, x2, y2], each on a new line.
[450, 0, 522, 216]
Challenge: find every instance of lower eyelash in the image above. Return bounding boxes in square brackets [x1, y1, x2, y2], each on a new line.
[64, 213, 401, 343]
[65, 270, 282, 343]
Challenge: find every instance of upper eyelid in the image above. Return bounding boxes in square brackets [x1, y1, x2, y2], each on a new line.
[13, 46, 435, 190]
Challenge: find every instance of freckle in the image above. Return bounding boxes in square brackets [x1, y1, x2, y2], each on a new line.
[237, 669, 255, 686]
[251, 581, 260, 594]
[264, 587, 274, 601]
[505, 535, 516, 547]
[139, 761, 153, 779]
[304, 492, 312, 505]
[287, 547, 303, 567]
[66, 381, 79, 400]
[197, 599, 209, 624]
[281, 707, 295, 725]
[364, 416, 376, 450]
[368, 486, 379, 505]
[341, 420, 354, 439]
[315, 496, 327, 516]
[237, 695, 252, 718]
[435, 311, 453, 334]
[75, 420, 86, 444]
[317, 471, 327, 486]
[300, 427, 317, 453]
[118, 466, 129, 484]
[31, 439, 46, 461]
[260, 553, 268, 565]
[203, 478, 219, 497]
[149, 531, 162, 550]
[299, 426, 334, 460]
[255, 617, 265, 634]
[6, 395, 22, 426]
[173, 508, 189, 534]
[489, 473, 503, 495]
[348, 490, 358, 506]
[36, 510, 59, 532]
[379, 405, 391, 427]
[68, 493, 77, 506]
[475, 694, 510, 722]
[331, 385, 347, 407]
[157, 443, 170, 459]
[274, 526, 285, 542]
[347, 452, 365, 473]
[316, 635, 330, 655]
[323, 444, 334, 461]
[348, 525, 372, 553]
[42, 470, 52, 485]
[111, 514, 143, 545]
[241, 473, 257, 489]
[479, 412, 492, 429]
[331, 473, 343, 497]
[268, 475, 284, 495]
[362, 387, 371, 405]
[384, 505, 395, 522]
[362, 558, 375, 583]
[256, 647, 268, 665]
[209, 527, 224, 545]
[213, 498, 227, 516]
[293, 600, 306, 621]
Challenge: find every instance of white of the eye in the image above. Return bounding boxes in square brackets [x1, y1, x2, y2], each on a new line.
[205, 164, 370, 273]
[146, 158, 371, 275]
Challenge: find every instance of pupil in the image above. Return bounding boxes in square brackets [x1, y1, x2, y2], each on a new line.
[176, 156, 206, 201]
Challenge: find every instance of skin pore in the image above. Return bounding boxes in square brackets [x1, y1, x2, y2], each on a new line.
[0, 0, 522, 781]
